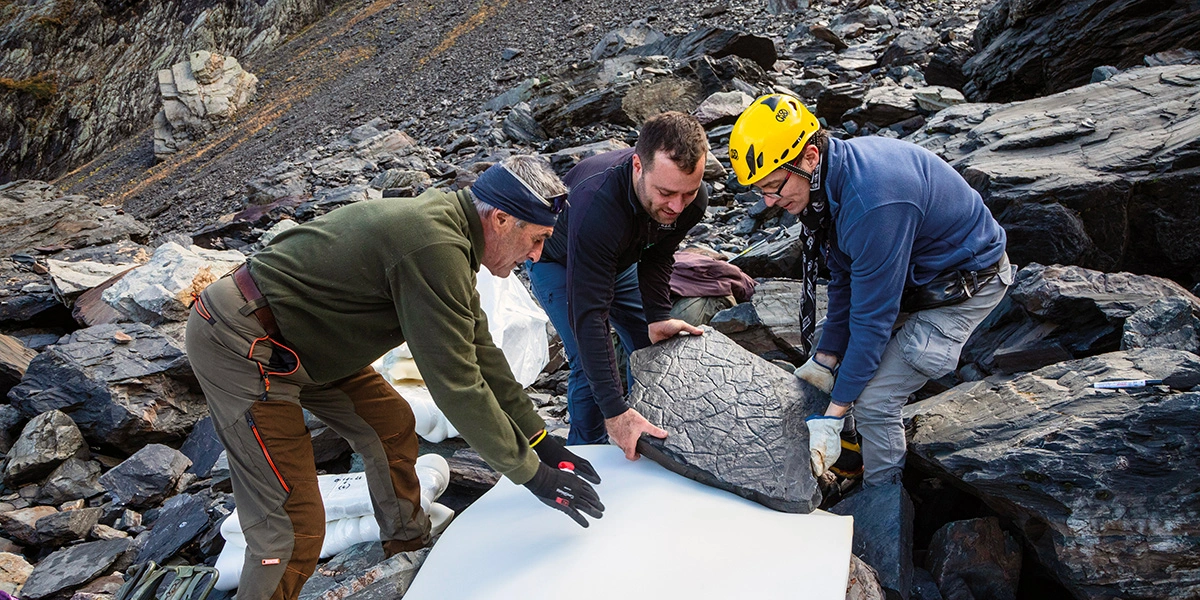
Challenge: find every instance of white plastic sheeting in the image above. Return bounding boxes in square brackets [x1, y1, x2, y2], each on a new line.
[405, 446, 855, 600]
[213, 454, 452, 591]
[373, 268, 550, 442]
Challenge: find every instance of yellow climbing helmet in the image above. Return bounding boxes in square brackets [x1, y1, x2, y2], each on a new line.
[729, 94, 821, 186]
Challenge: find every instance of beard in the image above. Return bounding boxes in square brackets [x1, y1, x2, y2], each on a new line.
[634, 173, 677, 224]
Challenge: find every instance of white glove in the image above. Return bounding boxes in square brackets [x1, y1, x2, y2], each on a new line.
[795, 356, 836, 394]
[806, 415, 844, 477]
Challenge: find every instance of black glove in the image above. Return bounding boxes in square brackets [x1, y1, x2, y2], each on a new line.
[523, 462, 605, 528]
[531, 432, 601, 484]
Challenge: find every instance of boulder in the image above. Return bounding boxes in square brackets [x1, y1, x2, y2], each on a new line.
[904, 347, 1200, 600]
[135, 493, 209, 565]
[0, 181, 149, 257]
[632, 27, 777, 70]
[0, 405, 23, 455]
[483, 78, 539, 112]
[729, 223, 806, 279]
[3, 409, 86, 486]
[925, 40, 972, 91]
[0, 507, 57, 546]
[8, 323, 207, 452]
[845, 85, 922, 128]
[627, 327, 825, 513]
[879, 29, 938, 68]
[0, 552, 33, 595]
[912, 86, 967, 113]
[154, 51, 259, 160]
[964, 0, 1200, 102]
[547, 139, 631, 172]
[47, 259, 138, 306]
[298, 546, 429, 600]
[101, 242, 244, 324]
[817, 82, 867, 124]
[19, 538, 132, 600]
[927, 517, 1022, 600]
[98, 444, 192, 509]
[0, 334, 36, 396]
[35, 507, 101, 546]
[830, 483, 915, 600]
[591, 20, 665, 61]
[38, 458, 105, 506]
[179, 417, 223, 479]
[694, 91, 755, 127]
[71, 269, 135, 327]
[848, 555, 887, 600]
[961, 264, 1200, 375]
[502, 102, 548, 144]
[1121, 297, 1200, 353]
[709, 278, 826, 363]
[909, 65, 1200, 284]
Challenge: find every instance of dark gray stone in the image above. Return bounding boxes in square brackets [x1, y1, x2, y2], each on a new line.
[7, 323, 207, 453]
[909, 65, 1200, 284]
[99, 443, 191, 509]
[879, 29, 938, 68]
[590, 19, 664, 61]
[848, 554, 887, 600]
[20, 538, 132, 600]
[299, 541, 387, 599]
[299, 547, 428, 600]
[996, 201, 1096, 268]
[927, 517, 1022, 600]
[729, 223, 805, 279]
[134, 493, 209, 565]
[911, 568, 944, 600]
[502, 102, 547, 144]
[482, 78, 538, 112]
[1121, 297, 1200, 354]
[39, 458, 105, 505]
[925, 40, 971, 91]
[1011, 263, 1200, 327]
[817, 82, 867, 124]
[0, 404, 24, 455]
[3, 409, 86, 486]
[632, 27, 776, 70]
[179, 417, 222, 478]
[627, 326, 825, 513]
[36, 507, 101, 546]
[709, 279, 826, 363]
[0, 506, 57, 545]
[904, 347, 1200, 600]
[830, 483, 914, 600]
[311, 426, 352, 467]
[963, 0, 1200, 102]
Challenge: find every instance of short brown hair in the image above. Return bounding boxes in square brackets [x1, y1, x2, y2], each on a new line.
[634, 112, 708, 174]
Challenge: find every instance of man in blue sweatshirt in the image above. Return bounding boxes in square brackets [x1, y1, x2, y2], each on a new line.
[529, 112, 708, 458]
[729, 94, 1012, 487]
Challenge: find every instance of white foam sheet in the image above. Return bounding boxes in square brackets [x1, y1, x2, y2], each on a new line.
[406, 446, 853, 600]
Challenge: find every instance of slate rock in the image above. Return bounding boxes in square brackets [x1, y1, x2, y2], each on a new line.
[154, 51, 258, 160]
[299, 541, 386, 599]
[830, 483, 914, 600]
[910, 568, 944, 600]
[963, 0, 1200, 102]
[0, 333, 36, 398]
[311, 427, 352, 467]
[8, 323, 207, 452]
[501, 102, 547, 144]
[0, 181, 149, 259]
[134, 493, 209, 565]
[904, 348, 1200, 600]
[925, 40, 972, 90]
[848, 554, 887, 600]
[0, 551, 33, 595]
[879, 29, 938, 68]
[179, 417, 223, 478]
[298, 547, 429, 600]
[845, 85, 921, 128]
[101, 242, 244, 324]
[0, 506, 57, 546]
[0, 405, 22, 456]
[47, 259, 138, 306]
[36, 507, 102, 546]
[1121, 297, 1200, 353]
[70, 268, 135, 327]
[927, 517, 1021, 600]
[995, 201, 1095, 267]
[39, 458, 105, 506]
[632, 27, 777, 70]
[710, 278, 826, 363]
[1010, 264, 1200, 327]
[99, 444, 191, 509]
[627, 327, 825, 513]
[729, 223, 805, 279]
[547, 139, 631, 172]
[590, 19, 665, 61]
[4, 409, 86, 486]
[20, 538, 132, 600]
[694, 91, 754, 127]
[483, 78, 539, 112]
[817, 82, 867, 124]
[909, 65, 1200, 283]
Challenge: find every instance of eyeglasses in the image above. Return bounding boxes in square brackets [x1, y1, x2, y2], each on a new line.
[760, 168, 792, 202]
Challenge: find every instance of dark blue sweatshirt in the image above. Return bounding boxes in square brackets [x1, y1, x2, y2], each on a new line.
[813, 136, 1005, 405]
[540, 149, 708, 418]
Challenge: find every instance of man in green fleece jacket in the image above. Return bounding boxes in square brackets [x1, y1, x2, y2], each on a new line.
[185, 155, 603, 600]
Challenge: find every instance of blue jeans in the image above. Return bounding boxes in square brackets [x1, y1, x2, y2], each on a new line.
[527, 260, 650, 445]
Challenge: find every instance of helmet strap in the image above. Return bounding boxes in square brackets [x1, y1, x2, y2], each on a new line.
[779, 152, 823, 192]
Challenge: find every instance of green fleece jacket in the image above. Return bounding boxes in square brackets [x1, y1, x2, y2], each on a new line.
[249, 188, 544, 484]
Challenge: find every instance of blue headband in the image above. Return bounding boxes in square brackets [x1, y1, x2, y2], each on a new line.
[471, 163, 566, 227]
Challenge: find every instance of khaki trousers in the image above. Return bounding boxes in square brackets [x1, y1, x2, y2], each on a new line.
[185, 276, 429, 600]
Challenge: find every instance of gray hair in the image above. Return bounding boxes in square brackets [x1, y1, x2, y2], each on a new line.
[473, 154, 568, 226]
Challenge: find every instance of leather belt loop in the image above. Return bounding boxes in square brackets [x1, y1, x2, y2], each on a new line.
[233, 263, 283, 339]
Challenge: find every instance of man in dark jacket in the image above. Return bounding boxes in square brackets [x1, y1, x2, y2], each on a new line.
[186, 156, 603, 600]
[529, 112, 709, 458]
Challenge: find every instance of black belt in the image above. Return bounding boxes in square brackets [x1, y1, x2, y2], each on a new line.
[233, 264, 282, 339]
[900, 259, 1002, 313]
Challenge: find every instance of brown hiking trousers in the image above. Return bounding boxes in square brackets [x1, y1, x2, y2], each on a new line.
[185, 276, 430, 600]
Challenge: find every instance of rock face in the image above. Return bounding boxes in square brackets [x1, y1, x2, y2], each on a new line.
[961, 264, 1200, 375]
[0, 0, 327, 182]
[909, 65, 1200, 285]
[627, 327, 825, 513]
[904, 348, 1200, 600]
[927, 517, 1022, 600]
[154, 51, 259, 160]
[963, 0, 1200, 102]
[8, 323, 207, 452]
[101, 242, 244, 324]
[99, 444, 191, 509]
[3, 410, 86, 486]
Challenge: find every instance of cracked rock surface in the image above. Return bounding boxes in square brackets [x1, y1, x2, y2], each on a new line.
[627, 326, 824, 513]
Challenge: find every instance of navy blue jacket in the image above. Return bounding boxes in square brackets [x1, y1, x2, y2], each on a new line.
[814, 136, 1006, 405]
[540, 149, 708, 418]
